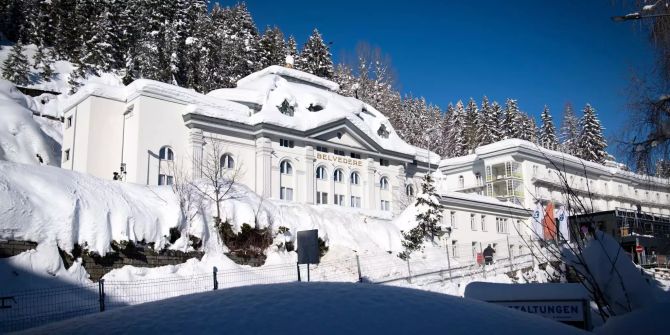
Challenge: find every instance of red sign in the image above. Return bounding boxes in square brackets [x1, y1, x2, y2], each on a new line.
[476, 252, 484, 265]
[636, 245, 644, 254]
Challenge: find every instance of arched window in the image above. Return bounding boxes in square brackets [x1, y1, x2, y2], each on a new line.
[380, 177, 389, 190]
[220, 154, 235, 169]
[280, 160, 293, 175]
[458, 175, 464, 188]
[316, 166, 327, 180]
[406, 185, 414, 197]
[350, 171, 360, 185]
[333, 169, 344, 182]
[159, 146, 174, 161]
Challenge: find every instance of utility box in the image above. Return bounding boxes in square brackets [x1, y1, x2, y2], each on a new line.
[297, 229, 320, 264]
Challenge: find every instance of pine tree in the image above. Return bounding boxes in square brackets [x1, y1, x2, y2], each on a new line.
[2, 42, 30, 86]
[297, 28, 334, 79]
[258, 26, 287, 68]
[539, 106, 559, 150]
[576, 104, 608, 163]
[445, 100, 468, 157]
[398, 174, 444, 260]
[33, 47, 55, 82]
[478, 97, 504, 146]
[464, 98, 480, 150]
[560, 103, 580, 155]
[656, 160, 670, 178]
[502, 99, 522, 139]
[285, 35, 298, 68]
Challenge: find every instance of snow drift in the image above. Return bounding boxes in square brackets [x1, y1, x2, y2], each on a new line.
[0, 80, 60, 165]
[19, 283, 586, 335]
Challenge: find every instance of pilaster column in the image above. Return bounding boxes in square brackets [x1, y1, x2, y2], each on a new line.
[255, 137, 273, 199]
[304, 146, 315, 204]
[189, 128, 205, 179]
[366, 158, 376, 210]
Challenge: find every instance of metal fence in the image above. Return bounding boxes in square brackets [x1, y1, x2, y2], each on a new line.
[0, 237, 543, 333]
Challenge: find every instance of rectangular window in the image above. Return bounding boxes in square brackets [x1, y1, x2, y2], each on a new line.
[279, 139, 294, 148]
[350, 196, 362, 208]
[379, 158, 390, 167]
[334, 194, 344, 206]
[316, 192, 328, 205]
[63, 149, 70, 162]
[451, 240, 458, 258]
[450, 211, 456, 229]
[334, 149, 345, 156]
[496, 217, 509, 234]
[280, 187, 294, 201]
[380, 200, 390, 211]
[166, 175, 174, 185]
[158, 174, 173, 186]
[350, 152, 361, 159]
[316, 146, 328, 153]
[470, 214, 476, 231]
[481, 215, 486, 231]
[66, 116, 73, 128]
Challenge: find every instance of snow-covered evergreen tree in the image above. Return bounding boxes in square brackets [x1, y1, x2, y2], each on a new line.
[398, 174, 444, 260]
[445, 100, 468, 157]
[296, 28, 334, 79]
[258, 26, 287, 68]
[285, 35, 298, 67]
[477, 96, 502, 146]
[539, 106, 559, 150]
[33, 47, 55, 82]
[502, 99, 522, 139]
[560, 103, 580, 155]
[2, 41, 30, 86]
[576, 104, 608, 163]
[464, 98, 479, 151]
[656, 160, 670, 178]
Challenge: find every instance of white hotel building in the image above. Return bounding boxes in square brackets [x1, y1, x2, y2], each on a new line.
[66, 66, 656, 257]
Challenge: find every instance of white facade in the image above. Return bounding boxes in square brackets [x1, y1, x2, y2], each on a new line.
[60, 66, 439, 215]
[438, 139, 670, 217]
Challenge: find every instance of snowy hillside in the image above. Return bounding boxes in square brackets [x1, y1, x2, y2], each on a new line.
[0, 44, 123, 96]
[0, 80, 60, 165]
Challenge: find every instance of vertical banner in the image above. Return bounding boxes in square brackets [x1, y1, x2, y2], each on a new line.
[532, 202, 545, 240]
[543, 202, 556, 240]
[557, 206, 569, 242]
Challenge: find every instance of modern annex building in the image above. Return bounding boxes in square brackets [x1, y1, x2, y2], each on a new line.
[439, 139, 670, 243]
[59, 66, 531, 259]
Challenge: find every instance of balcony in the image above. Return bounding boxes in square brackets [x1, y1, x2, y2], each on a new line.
[485, 162, 523, 182]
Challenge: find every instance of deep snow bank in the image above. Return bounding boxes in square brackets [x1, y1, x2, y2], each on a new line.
[19, 283, 586, 335]
[0, 80, 60, 165]
[0, 160, 402, 259]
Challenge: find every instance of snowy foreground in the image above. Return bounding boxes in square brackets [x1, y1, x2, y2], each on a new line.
[17, 283, 585, 335]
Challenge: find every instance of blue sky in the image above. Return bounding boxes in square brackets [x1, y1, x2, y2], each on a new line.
[235, 1, 656, 141]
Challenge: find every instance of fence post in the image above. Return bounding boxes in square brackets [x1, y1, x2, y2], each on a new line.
[213, 267, 218, 290]
[98, 279, 105, 312]
[506, 235, 514, 272]
[445, 240, 452, 281]
[355, 254, 363, 283]
[296, 262, 301, 282]
[406, 258, 412, 284]
[480, 242, 486, 279]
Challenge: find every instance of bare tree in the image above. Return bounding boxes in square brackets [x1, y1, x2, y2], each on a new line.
[165, 157, 205, 246]
[189, 138, 244, 225]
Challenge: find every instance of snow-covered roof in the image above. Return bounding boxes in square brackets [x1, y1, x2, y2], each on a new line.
[440, 138, 670, 187]
[200, 66, 420, 157]
[60, 67, 432, 160]
[236, 65, 340, 91]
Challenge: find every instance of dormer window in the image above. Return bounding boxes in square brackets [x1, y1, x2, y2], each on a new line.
[377, 124, 389, 139]
[278, 99, 294, 116]
[307, 103, 323, 112]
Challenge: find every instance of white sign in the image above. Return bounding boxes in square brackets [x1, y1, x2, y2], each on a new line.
[495, 300, 584, 321]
